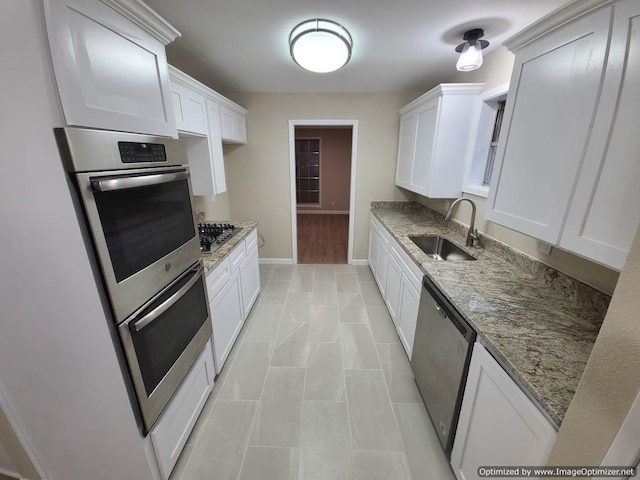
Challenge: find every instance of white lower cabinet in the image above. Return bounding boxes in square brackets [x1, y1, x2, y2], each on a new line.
[151, 340, 215, 480]
[396, 273, 420, 358]
[206, 229, 261, 373]
[240, 239, 261, 316]
[209, 269, 243, 374]
[451, 343, 557, 480]
[368, 215, 423, 359]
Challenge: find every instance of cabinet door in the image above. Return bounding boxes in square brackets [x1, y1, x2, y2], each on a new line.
[410, 99, 439, 196]
[486, 7, 612, 243]
[375, 236, 389, 299]
[209, 271, 243, 373]
[170, 83, 207, 136]
[151, 341, 214, 480]
[395, 112, 417, 189]
[219, 105, 235, 141]
[451, 343, 557, 480]
[560, 0, 640, 270]
[385, 252, 403, 327]
[233, 113, 248, 144]
[368, 224, 379, 277]
[397, 275, 420, 359]
[43, 0, 176, 137]
[208, 101, 226, 194]
[240, 244, 261, 318]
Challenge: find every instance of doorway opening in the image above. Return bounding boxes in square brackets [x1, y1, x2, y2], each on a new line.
[288, 120, 358, 264]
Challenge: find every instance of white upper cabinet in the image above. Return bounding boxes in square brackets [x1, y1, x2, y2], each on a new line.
[395, 84, 484, 198]
[170, 83, 207, 136]
[487, 0, 640, 269]
[168, 66, 248, 196]
[43, 0, 180, 137]
[559, 0, 640, 269]
[220, 105, 248, 144]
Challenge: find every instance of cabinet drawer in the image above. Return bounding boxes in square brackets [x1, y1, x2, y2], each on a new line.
[151, 340, 214, 480]
[206, 257, 231, 300]
[370, 214, 391, 245]
[228, 242, 247, 271]
[245, 229, 258, 253]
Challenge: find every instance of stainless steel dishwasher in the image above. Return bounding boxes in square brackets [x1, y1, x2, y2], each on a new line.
[411, 275, 476, 457]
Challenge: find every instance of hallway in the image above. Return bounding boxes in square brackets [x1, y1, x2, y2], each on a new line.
[297, 214, 349, 264]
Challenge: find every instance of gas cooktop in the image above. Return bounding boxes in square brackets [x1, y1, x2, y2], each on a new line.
[198, 223, 242, 254]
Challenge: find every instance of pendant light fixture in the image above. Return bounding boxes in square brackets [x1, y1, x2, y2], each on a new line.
[289, 19, 353, 73]
[455, 29, 489, 72]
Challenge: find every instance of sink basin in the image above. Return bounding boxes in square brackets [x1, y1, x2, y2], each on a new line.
[409, 236, 476, 261]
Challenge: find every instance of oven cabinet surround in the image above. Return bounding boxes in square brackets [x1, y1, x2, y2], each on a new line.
[206, 229, 260, 373]
[368, 214, 422, 358]
[486, 0, 640, 270]
[43, 0, 179, 137]
[168, 65, 248, 196]
[151, 340, 215, 480]
[395, 83, 484, 198]
[451, 342, 557, 479]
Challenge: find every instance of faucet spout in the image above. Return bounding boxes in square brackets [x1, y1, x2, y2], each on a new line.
[444, 198, 478, 247]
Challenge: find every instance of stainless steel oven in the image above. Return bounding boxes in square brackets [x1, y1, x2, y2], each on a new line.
[56, 127, 211, 432]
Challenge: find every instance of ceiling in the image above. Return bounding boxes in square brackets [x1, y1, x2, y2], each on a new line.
[144, 0, 571, 96]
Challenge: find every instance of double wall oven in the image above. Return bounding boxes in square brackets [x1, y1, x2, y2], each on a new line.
[57, 128, 211, 433]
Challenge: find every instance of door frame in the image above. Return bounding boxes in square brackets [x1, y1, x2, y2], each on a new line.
[288, 119, 359, 264]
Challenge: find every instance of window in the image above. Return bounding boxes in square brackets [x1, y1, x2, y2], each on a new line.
[483, 100, 506, 186]
[462, 83, 509, 198]
[295, 138, 320, 205]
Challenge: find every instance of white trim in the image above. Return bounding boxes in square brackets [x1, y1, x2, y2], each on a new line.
[400, 83, 484, 114]
[351, 259, 369, 266]
[462, 185, 490, 198]
[100, 0, 181, 45]
[600, 388, 640, 477]
[481, 82, 510, 102]
[288, 119, 359, 265]
[259, 258, 294, 265]
[296, 210, 349, 215]
[503, 0, 614, 51]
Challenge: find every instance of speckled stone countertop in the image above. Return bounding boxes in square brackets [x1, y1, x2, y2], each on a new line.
[200, 221, 258, 272]
[371, 202, 610, 428]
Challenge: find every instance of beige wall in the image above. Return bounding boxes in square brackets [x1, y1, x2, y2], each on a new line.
[223, 93, 413, 260]
[193, 191, 232, 221]
[295, 128, 352, 212]
[415, 46, 619, 294]
[547, 225, 640, 467]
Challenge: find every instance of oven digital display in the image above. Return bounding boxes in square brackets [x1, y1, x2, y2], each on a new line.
[118, 142, 167, 163]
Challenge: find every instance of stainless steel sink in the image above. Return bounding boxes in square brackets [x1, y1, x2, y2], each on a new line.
[409, 236, 476, 261]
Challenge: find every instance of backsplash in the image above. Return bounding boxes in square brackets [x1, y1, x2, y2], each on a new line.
[371, 201, 611, 318]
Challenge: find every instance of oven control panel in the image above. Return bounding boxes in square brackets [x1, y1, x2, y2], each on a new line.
[118, 142, 167, 164]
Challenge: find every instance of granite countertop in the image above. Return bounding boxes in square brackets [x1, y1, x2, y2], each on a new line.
[200, 220, 258, 272]
[371, 202, 609, 428]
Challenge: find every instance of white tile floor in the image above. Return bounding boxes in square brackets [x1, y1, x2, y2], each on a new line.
[170, 264, 456, 480]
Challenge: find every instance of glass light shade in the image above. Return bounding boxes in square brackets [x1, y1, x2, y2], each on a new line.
[456, 41, 483, 72]
[290, 19, 352, 73]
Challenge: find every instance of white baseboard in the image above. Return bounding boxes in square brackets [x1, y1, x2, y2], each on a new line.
[351, 259, 369, 266]
[259, 258, 294, 265]
[296, 210, 349, 215]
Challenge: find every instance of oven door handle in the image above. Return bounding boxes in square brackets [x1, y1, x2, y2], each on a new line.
[131, 264, 204, 332]
[92, 171, 189, 192]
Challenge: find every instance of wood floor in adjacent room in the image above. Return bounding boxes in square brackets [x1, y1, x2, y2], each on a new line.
[297, 214, 349, 264]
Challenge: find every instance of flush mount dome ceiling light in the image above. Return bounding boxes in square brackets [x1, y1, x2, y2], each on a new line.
[455, 28, 490, 72]
[289, 19, 353, 73]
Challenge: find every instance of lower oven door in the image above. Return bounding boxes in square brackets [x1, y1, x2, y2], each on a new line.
[118, 261, 212, 433]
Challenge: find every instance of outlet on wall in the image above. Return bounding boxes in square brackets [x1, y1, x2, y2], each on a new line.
[331, 200, 335, 206]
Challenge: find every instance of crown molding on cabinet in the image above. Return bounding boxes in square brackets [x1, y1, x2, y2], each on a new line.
[168, 65, 248, 115]
[399, 83, 484, 115]
[504, 0, 615, 51]
[100, 0, 181, 44]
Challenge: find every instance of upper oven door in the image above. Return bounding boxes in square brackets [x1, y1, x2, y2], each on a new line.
[76, 165, 201, 323]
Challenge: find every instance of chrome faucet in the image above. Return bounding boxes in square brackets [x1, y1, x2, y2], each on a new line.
[445, 198, 479, 246]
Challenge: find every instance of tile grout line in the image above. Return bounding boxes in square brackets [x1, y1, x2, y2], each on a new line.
[233, 299, 284, 480]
